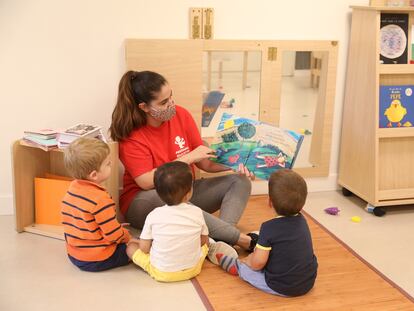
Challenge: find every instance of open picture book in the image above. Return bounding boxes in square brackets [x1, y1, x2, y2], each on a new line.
[210, 113, 304, 180]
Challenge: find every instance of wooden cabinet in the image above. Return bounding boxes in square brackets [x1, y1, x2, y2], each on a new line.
[339, 5, 414, 211]
[12, 141, 119, 239]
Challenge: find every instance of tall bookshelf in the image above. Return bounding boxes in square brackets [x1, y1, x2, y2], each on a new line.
[338, 5, 414, 214]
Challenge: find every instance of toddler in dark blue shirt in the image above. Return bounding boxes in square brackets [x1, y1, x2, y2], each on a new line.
[215, 169, 318, 296]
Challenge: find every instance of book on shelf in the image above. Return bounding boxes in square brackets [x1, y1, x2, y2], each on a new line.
[379, 85, 414, 128]
[57, 123, 106, 146]
[23, 128, 58, 140]
[22, 128, 58, 151]
[209, 113, 304, 180]
[21, 137, 58, 151]
[380, 13, 408, 64]
[202, 91, 225, 127]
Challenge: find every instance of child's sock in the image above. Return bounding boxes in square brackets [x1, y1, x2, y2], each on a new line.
[207, 240, 238, 265]
[216, 253, 239, 276]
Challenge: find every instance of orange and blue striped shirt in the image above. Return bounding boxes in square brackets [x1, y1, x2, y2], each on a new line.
[61, 180, 130, 262]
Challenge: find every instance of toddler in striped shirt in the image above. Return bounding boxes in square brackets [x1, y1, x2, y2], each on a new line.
[61, 137, 131, 272]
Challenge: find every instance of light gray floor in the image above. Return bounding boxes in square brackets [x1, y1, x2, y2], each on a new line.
[1, 190, 414, 311]
[0, 216, 206, 311]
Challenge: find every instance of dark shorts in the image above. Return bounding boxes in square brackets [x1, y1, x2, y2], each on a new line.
[68, 243, 130, 272]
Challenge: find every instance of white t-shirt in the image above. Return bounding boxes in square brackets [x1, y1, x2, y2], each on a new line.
[140, 203, 209, 272]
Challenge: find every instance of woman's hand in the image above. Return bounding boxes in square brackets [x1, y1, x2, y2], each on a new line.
[181, 145, 216, 164]
[236, 163, 255, 180]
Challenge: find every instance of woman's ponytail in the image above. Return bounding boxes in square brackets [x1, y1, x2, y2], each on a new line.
[109, 70, 167, 141]
[110, 71, 146, 141]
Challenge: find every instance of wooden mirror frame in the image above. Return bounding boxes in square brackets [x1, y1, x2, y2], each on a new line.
[125, 39, 338, 177]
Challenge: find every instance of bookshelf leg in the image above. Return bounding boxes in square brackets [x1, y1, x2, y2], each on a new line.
[342, 187, 353, 197]
[365, 204, 386, 217]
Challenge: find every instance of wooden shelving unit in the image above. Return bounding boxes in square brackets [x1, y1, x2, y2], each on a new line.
[377, 127, 414, 137]
[12, 141, 119, 239]
[379, 64, 414, 74]
[338, 5, 414, 213]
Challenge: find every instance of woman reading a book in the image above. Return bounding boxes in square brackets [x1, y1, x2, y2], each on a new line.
[109, 70, 257, 251]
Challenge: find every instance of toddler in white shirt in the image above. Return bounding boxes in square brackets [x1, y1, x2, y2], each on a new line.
[126, 161, 235, 282]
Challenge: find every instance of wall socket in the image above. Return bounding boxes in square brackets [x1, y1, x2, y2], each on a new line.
[189, 8, 214, 39]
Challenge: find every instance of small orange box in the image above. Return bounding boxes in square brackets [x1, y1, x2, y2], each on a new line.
[34, 176, 73, 225]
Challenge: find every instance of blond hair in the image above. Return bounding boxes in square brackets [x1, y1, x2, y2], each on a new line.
[64, 137, 110, 179]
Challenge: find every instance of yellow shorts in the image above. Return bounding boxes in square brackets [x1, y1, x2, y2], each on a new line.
[132, 244, 208, 282]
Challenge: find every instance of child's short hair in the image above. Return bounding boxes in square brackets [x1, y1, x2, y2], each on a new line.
[154, 162, 193, 206]
[64, 137, 110, 180]
[268, 169, 307, 216]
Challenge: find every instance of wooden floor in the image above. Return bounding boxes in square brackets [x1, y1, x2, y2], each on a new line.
[193, 196, 414, 311]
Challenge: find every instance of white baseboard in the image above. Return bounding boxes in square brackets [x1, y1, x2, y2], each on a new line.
[252, 173, 339, 195]
[0, 194, 14, 215]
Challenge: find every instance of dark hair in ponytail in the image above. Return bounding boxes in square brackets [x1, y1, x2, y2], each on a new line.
[109, 70, 167, 141]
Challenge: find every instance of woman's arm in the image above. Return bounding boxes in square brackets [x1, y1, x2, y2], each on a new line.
[178, 145, 216, 165]
[195, 159, 231, 173]
[196, 160, 255, 180]
[134, 145, 215, 189]
[134, 168, 157, 190]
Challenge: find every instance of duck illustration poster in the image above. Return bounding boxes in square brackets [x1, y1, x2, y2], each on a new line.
[210, 113, 304, 180]
[379, 85, 414, 128]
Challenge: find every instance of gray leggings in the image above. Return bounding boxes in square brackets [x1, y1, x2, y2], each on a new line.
[125, 174, 252, 246]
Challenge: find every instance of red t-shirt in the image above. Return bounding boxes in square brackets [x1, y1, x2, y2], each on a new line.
[119, 105, 203, 215]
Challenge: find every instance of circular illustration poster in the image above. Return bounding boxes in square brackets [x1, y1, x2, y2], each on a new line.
[380, 24, 407, 59]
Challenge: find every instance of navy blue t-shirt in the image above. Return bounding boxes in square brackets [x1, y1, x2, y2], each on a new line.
[257, 213, 318, 296]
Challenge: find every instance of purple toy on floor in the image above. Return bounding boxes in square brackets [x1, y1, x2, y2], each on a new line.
[324, 207, 340, 215]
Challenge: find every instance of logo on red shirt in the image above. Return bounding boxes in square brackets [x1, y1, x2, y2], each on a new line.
[175, 136, 186, 149]
[174, 135, 190, 157]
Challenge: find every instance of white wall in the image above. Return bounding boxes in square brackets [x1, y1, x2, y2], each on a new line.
[0, 0, 370, 215]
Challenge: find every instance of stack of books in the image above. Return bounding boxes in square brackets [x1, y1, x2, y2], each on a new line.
[22, 129, 58, 151]
[57, 123, 106, 148]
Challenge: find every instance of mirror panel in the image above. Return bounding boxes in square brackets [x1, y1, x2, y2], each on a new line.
[201, 51, 262, 139]
[279, 50, 328, 168]
[125, 39, 338, 177]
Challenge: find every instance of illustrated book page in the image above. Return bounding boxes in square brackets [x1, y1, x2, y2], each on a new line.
[210, 113, 303, 180]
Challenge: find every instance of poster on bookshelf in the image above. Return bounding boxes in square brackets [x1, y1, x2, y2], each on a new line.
[380, 13, 408, 64]
[379, 85, 414, 128]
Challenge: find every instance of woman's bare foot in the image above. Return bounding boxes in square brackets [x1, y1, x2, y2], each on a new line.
[236, 232, 259, 251]
[236, 233, 252, 250]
